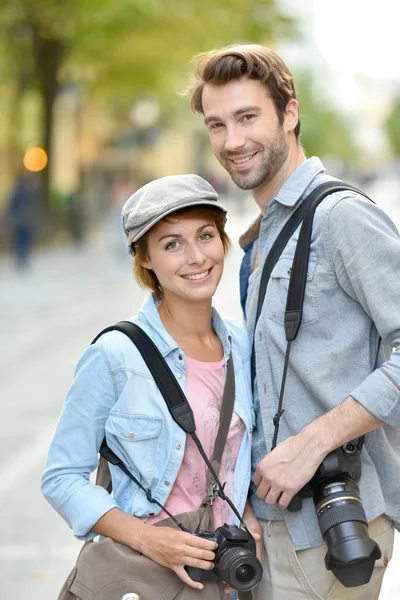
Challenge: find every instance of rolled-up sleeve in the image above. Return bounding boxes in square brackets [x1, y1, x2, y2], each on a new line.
[41, 344, 119, 540]
[326, 194, 400, 425]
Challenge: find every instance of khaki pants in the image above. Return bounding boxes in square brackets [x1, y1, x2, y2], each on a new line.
[252, 516, 394, 600]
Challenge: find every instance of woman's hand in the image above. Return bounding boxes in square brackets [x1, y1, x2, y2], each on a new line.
[139, 524, 218, 590]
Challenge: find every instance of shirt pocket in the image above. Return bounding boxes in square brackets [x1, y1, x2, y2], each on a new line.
[105, 411, 162, 485]
[268, 256, 319, 327]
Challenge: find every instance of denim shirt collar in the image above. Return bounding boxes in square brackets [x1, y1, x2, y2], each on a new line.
[274, 156, 326, 207]
[136, 295, 232, 360]
[239, 157, 326, 248]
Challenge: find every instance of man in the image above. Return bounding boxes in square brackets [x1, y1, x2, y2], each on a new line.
[187, 45, 400, 599]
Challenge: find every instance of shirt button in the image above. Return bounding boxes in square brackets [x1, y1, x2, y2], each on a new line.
[176, 373, 182, 379]
[287, 268, 292, 276]
[176, 444, 181, 450]
[149, 512, 155, 517]
[178, 354, 183, 360]
[128, 432, 135, 438]
[164, 480, 170, 486]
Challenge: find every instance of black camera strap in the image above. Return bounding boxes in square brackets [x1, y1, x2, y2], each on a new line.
[253, 181, 372, 450]
[91, 321, 251, 535]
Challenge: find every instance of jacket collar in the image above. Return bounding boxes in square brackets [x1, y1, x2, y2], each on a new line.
[136, 295, 232, 359]
[239, 157, 326, 248]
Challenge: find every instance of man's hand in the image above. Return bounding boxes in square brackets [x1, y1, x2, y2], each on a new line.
[254, 429, 325, 509]
[254, 396, 383, 510]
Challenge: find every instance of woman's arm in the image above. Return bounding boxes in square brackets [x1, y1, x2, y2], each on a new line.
[92, 507, 217, 590]
[41, 344, 120, 539]
[42, 341, 218, 589]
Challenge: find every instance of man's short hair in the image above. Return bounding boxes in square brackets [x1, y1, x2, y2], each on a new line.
[188, 44, 300, 138]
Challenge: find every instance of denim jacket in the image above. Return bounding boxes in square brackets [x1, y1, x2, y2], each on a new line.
[41, 296, 254, 541]
[240, 157, 400, 550]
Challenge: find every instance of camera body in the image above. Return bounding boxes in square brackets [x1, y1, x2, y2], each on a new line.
[186, 524, 263, 592]
[288, 439, 363, 511]
[288, 438, 381, 587]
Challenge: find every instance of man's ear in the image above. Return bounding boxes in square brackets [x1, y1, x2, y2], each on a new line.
[285, 99, 299, 134]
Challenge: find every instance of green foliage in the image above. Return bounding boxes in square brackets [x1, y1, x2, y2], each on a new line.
[0, 0, 296, 111]
[295, 71, 357, 162]
[385, 98, 400, 156]
[0, 0, 297, 210]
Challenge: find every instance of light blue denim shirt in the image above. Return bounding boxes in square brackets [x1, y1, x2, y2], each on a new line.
[241, 157, 400, 550]
[41, 296, 254, 541]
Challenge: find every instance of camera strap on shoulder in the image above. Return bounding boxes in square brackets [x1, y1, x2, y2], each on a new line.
[91, 321, 250, 534]
[253, 181, 372, 450]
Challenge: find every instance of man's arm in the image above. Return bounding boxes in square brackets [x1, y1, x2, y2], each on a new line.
[254, 395, 383, 509]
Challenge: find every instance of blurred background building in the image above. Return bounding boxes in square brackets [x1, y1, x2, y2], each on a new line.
[0, 0, 399, 256]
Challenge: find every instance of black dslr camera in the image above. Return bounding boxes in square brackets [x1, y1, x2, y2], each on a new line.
[287, 438, 381, 587]
[186, 524, 263, 592]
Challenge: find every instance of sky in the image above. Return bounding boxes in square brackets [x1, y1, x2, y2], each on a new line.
[312, 0, 400, 81]
[282, 0, 400, 83]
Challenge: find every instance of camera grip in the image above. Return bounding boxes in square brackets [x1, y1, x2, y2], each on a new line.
[185, 566, 203, 582]
[287, 494, 302, 512]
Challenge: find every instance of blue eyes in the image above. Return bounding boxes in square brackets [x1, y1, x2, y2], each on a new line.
[165, 241, 179, 250]
[165, 232, 213, 250]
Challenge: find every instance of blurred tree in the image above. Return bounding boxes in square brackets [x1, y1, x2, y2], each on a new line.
[0, 0, 296, 213]
[295, 72, 357, 162]
[385, 97, 400, 156]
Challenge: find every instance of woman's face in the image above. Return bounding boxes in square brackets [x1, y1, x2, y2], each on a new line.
[142, 215, 225, 304]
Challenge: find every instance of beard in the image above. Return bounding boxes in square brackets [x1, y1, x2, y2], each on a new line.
[218, 126, 289, 191]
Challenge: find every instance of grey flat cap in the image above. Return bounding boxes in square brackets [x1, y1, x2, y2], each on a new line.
[121, 174, 227, 254]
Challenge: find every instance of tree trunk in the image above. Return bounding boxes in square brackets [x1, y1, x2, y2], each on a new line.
[31, 23, 65, 214]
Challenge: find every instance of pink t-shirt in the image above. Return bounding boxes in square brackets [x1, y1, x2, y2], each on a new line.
[148, 356, 245, 528]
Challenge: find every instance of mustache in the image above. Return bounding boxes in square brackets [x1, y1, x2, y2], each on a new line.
[222, 147, 261, 160]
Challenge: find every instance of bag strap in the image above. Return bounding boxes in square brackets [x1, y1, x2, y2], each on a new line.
[254, 181, 368, 331]
[92, 321, 249, 533]
[251, 182, 370, 381]
[92, 321, 196, 434]
[204, 355, 235, 506]
[284, 183, 372, 341]
[258, 182, 372, 452]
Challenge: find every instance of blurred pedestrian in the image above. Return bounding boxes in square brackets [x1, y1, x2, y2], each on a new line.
[42, 174, 262, 599]
[6, 168, 39, 268]
[108, 172, 138, 260]
[188, 44, 400, 600]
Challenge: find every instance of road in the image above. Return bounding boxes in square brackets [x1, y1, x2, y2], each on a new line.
[0, 189, 399, 599]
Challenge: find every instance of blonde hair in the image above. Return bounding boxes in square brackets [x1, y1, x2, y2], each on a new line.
[133, 205, 231, 296]
[188, 44, 300, 138]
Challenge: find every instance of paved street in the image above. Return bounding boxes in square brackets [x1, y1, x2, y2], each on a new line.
[0, 190, 399, 599]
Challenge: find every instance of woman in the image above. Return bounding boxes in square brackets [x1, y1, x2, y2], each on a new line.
[41, 174, 260, 599]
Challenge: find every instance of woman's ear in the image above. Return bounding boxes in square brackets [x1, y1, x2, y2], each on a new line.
[141, 256, 152, 270]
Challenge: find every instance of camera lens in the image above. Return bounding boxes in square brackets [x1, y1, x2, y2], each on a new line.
[236, 564, 255, 583]
[314, 476, 381, 587]
[216, 547, 263, 592]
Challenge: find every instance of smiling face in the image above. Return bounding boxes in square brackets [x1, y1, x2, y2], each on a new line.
[202, 78, 297, 192]
[141, 215, 225, 305]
